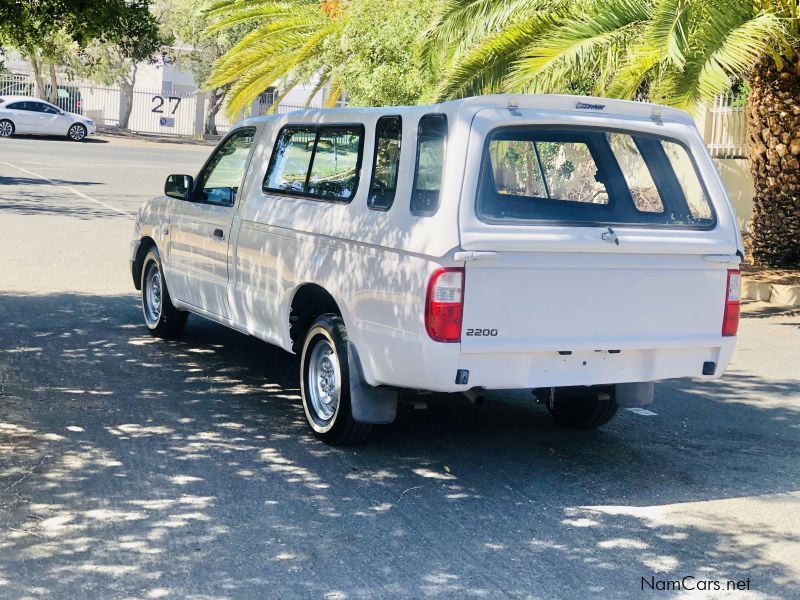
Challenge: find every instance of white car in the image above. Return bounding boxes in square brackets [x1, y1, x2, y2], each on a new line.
[0, 95, 96, 141]
[130, 94, 743, 445]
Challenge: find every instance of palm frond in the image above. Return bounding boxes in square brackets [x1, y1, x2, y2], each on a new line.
[433, 12, 562, 101]
[418, 0, 550, 72]
[674, 6, 785, 107]
[219, 22, 337, 118]
[607, 45, 664, 99]
[505, 0, 651, 94]
[649, 0, 690, 69]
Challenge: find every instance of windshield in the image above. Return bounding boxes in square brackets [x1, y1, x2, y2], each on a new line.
[478, 127, 715, 228]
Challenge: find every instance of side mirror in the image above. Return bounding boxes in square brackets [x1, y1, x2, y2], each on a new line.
[165, 174, 193, 200]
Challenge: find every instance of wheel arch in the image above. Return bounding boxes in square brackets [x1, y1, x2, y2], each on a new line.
[288, 283, 350, 354]
[132, 236, 157, 290]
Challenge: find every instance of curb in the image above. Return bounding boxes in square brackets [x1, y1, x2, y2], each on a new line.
[96, 126, 217, 146]
[742, 278, 800, 306]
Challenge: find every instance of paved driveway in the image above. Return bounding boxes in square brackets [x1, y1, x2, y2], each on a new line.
[0, 134, 799, 599]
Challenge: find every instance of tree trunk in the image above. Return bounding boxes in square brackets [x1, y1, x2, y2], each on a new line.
[204, 87, 225, 135]
[47, 62, 58, 105]
[746, 54, 800, 267]
[118, 64, 137, 130]
[27, 50, 47, 100]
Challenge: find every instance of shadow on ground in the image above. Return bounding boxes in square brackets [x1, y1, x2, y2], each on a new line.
[2, 135, 108, 144]
[0, 293, 798, 598]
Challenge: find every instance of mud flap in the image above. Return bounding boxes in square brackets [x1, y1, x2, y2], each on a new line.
[347, 342, 398, 424]
[615, 382, 655, 407]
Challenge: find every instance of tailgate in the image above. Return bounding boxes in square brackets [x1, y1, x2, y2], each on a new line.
[460, 252, 727, 354]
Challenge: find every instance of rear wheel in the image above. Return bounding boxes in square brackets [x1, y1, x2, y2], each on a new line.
[300, 314, 372, 445]
[67, 123, 86, 142]
[0, 119, 14, 138]
[140, 248, 187, 338]
[545, 386, 619, 429]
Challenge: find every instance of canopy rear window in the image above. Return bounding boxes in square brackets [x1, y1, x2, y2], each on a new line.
[477, 127, 715, 228]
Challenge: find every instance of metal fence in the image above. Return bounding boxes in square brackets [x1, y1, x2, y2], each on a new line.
[704, 92, 748, 158]
[0, 74, 318, 137]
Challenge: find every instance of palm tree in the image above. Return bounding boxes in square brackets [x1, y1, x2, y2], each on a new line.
[202, 0, 346, 118]
[424, 0, 800, 267]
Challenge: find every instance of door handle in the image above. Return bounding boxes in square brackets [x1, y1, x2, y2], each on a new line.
[213, 228, 225, 240]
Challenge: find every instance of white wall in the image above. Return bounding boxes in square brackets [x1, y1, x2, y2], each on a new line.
[713, 158, 753, 231]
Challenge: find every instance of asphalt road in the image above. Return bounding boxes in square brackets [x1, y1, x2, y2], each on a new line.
[1, 133, 799, 599]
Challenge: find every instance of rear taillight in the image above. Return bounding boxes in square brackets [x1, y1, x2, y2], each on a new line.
[425, 268, 464, 342]
[722, 269, 741, 337]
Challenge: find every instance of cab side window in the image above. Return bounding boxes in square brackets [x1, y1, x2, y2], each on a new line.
[263, 125, 364, 203]
[410, 114, 447, 216]
[368, 116, 402, 211]
[196, 127, 256, 206]
[307, 127, 362, 200]
[264, 128, 316, 193]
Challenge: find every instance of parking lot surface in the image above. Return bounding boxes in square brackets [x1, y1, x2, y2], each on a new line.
[1, 134, 799, 599]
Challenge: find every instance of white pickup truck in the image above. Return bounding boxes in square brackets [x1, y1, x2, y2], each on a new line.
[131, 94, 742, 445]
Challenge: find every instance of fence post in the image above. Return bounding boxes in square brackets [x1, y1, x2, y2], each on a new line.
[194, 91, 206, 138]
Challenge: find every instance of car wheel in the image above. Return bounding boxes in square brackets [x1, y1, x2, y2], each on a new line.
[67, 123, 87, 142]
[300, 314, 372, 445]
[0, 119, 14, 138]
[545, 386, 619, 429]
[141, 247, 188, 338]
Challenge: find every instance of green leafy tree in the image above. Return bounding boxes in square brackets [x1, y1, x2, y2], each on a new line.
[0, 1, 162, 110]
[306, 0, 436, 106]
[424, 0, 800, 267]
[204, 0, 435, 117]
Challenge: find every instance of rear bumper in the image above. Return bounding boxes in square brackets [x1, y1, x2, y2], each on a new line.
[455, 340, 736, 391]
[366, 337, 736, 393]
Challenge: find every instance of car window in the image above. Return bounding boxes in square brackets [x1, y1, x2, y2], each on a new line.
[478, 127, 715, 228]
[607, 133, 663, 213]
[263, 125, 365, 202]
[307, 127, 362, 200]
[7, 102, 29, 111]
[410, 114, 447, 216]
[39, 103, 60, 114]
[368, 116, 402, 211]
[197, 127, 256, 206]
[264, 128, 316, 193]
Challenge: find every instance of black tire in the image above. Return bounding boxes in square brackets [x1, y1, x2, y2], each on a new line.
[140, 247, 188, 338]
[546, 386, 619, 429]
[67, 122, 87, 142]
[0, 119, 14, 138]
[300, 313, 372, 445]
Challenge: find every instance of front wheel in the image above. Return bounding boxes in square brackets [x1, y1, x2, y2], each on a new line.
[545, 386, 619, 429]
[140, 248, 187, 338]
[0, 119, 14, 138]
[300, 314, 372, 445]
[67, 123, 87, 142]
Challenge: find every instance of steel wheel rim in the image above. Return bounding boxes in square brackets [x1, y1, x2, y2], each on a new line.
[0, 122, 12, 137]
[143, 262, 162, 327]
[69, 124, 85, 140]
[307, 338, 340, 422]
